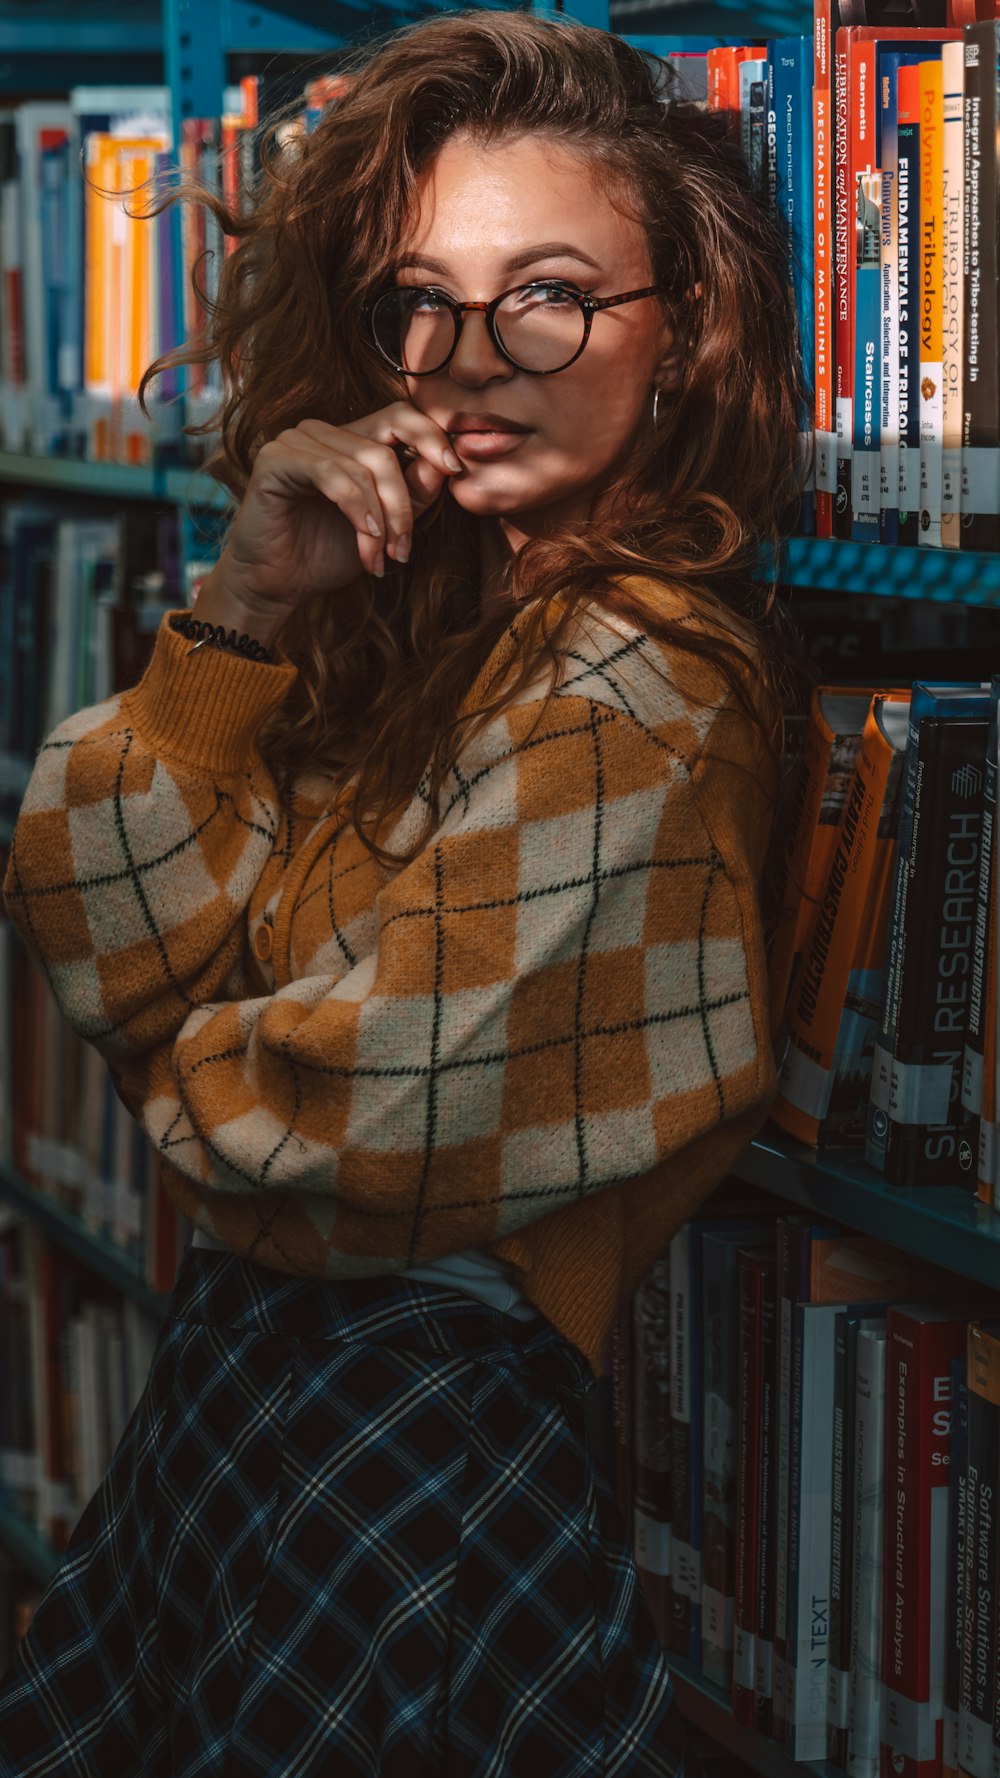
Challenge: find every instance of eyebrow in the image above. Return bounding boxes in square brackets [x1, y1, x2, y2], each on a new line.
[394, 242, 604, 275]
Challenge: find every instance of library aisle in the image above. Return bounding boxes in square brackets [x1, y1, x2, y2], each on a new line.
[1, 2, 1000, 1776]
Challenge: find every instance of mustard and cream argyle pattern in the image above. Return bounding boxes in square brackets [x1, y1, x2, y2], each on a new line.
[3, 588, 777, 1349]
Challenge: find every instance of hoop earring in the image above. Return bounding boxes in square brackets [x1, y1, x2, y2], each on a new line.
[652, 386, 660, 430]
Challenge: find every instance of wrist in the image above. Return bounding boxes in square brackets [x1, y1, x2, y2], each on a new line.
[193, 559, 293, 648]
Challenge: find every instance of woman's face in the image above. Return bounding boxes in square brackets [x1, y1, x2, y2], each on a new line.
[395, 130, 675, 545]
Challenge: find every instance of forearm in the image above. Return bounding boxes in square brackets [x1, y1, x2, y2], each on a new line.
[192, 554, 295, 653]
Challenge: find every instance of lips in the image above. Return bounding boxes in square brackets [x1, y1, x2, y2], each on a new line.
[447, 413, 531, 435]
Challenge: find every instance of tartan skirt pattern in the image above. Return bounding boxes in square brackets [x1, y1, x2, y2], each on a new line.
[0, 1247, 685, 1777]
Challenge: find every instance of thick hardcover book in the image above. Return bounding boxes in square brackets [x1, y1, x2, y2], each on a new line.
[852, 160, 883, 541]
[897, 61, 923, 545]
[962, 678, 999, 1134]
[880, 1305, 973, 1778]
[883, 715, 988, 1186]
[701, 1229, 752, 1687]
[774, 693, 910, 1146]
[845, 1324, 887, 1778]
[828, 1309, 886, 1766]
[785, 1300, 840, 1762]
[961, 22, 1000, 552]
[979, 703, 1000, 1207]
[958, 1324, 1000, 1777]
[754, 1255, 778, 1736]
[733, 1246, 775, 1727]
[631, 1255, 672, 1646]
[957, 1322, 1000, 1778]
[942, 1355, 967, 1778]
[867, 683, 993, 1173]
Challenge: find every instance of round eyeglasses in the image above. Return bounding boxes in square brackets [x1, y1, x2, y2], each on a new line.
[365, 280, 666, 377]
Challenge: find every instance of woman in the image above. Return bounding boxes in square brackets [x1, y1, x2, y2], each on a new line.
[0, 9, 805, 1774]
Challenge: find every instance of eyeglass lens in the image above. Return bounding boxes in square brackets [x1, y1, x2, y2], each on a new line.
[372, 285, 587, 374]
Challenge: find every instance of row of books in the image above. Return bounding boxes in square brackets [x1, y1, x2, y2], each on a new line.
[0, 494, 227, 828]
[671, 4, 1000, 550]
[768, 677, 1000, 1198]
[606, 1184, 1000, 1775]
[0, 907, 194, 1298]
[0, 71, 348, 465]
[0, 1210, 162, 1556]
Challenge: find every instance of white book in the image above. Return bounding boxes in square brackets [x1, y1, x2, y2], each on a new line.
[785, 1301, 840, 1762]
[846, 1326, 887, 1778]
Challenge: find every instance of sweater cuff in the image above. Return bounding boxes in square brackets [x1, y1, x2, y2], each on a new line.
[120, 609, 299, 774]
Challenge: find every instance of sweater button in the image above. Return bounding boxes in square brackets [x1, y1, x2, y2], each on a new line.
[253, 922, 273, 961]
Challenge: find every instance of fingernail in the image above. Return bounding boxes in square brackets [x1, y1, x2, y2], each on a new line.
[395, 533, 410, 563]
[366, 512, 382, 537]
[373, 551, 385, 578]
[443, 449, 462, 471]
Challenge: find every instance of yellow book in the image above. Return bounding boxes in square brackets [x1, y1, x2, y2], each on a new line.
[918, 58, 944, 548]
[773, 693, 910, 1147]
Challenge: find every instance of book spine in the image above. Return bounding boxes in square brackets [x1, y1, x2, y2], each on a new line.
[828, 1312, 851, 1765]
[961, 22, 1000, 552]
[754, 1259, 778, 1735]
[964, 688, 998, 1124]
[814, 0, 836, 536]
[852, 162, 883, 542]
[880, 55, 904, 546]
[898, 63, 923, 546]
[884, 718, 987, 1187]
[701, 1234, 739, 1687]
[733, 1251, 764, 1725]
[670, 1225, 692, 1658]
[918, 57, 945, 549]
[881, 1313, 965, 1778]
[631, 1256, 672, 1648]
[942, 1356, 968, 1778]
[834, 29, 855, 537]
[785, 1304, 836, 1763]
[941, 40, 965, 549]
[845, 1326, 886, 1778]
[775, 696, 903, 1146]
[771, 1219, 797, 1742]
[958, 1325, 1000, 1778]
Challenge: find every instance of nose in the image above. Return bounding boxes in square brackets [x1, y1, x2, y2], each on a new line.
[447, 306, 515, 388]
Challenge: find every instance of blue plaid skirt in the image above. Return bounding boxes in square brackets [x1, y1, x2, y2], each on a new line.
[0, 1247, 685, 1776]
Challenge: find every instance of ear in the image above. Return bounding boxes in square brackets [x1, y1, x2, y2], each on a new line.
[657, 279, 703, 388]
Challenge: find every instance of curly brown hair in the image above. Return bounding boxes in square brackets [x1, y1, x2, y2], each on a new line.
[138, 7, 809, 877]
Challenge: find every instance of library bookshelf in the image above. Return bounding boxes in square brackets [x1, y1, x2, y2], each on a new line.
[0, 4, 998, 1776]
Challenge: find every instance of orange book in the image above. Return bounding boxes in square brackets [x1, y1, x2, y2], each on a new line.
[767, 687, 881, 1039]
[773, 693, 911, 1147]
[707, 46, 765, 117]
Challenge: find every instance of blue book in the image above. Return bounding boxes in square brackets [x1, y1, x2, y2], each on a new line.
[769, 36, 815, 536]
[866, 682, 993, 1172]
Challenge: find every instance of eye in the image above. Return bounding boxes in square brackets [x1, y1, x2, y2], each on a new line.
[397, 285, 451, 313]
[515, 281, 581, 308]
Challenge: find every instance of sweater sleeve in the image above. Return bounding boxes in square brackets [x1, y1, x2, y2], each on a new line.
[1, 613, 298, 1060]
[12, 674, 771, 1271]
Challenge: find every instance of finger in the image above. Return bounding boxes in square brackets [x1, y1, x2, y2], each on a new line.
[263, 436, 389, 578]
[404, 450, 452, 519]
[339, 403, 464, 481]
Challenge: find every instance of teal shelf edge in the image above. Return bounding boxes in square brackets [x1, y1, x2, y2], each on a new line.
[0, 1500, 60, 1589]
[0, 451, 231, 511]
[0, 1161, 171, 1321]
[735, 1130, 1000, 1289]
[667, 1652, 837, 1778]
[771, 534, 1000, 602]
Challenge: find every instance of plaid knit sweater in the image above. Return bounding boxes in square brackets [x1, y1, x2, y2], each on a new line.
[2, 583, 778, 1377]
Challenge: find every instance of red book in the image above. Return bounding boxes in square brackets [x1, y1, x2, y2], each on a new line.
[880, 1304, 973, 1778]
